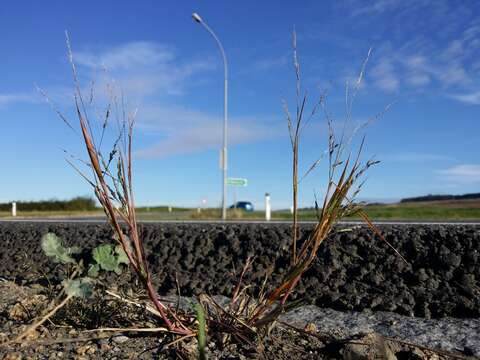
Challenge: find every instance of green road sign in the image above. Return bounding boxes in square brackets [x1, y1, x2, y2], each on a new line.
[227, 178, 248, 187]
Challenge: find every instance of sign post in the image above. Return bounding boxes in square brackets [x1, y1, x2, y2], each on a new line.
[227, 178, 248, 209]
[226, 178, 248, 187]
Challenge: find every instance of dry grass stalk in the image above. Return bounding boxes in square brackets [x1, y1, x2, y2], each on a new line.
[13, 294, 74, 343]
[217, 30, 405, 333]
[45, 32, 192, 336]
[284, 30, 327, 266]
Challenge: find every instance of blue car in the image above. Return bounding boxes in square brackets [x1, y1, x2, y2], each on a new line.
[229, 201, 254, 212]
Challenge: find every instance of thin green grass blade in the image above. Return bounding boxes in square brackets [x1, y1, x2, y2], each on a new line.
[196, 303, 207, 360]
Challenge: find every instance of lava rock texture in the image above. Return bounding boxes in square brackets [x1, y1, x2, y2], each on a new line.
[0, 221, 479, 319]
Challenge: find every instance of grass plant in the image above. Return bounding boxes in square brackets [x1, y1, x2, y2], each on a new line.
[245, 31, 406, 329]
[198, 30, 405, 341]
[40, 32, 193, 336]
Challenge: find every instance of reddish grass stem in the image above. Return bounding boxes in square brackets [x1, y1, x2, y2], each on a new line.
[50, 32, 193, 336]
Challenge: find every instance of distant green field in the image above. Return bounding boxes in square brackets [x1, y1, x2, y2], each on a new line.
[355, 203, 480, 220]
[1, 199, 479, 221]
[286, 200, 480, 220]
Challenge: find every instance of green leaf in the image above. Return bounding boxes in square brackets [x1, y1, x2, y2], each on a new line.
[92, 244, 118, 272]
[41, 233, 76, 264]
[91, 243, 128, 274]
[115, 245, 129, 265]
[64, 278, 93, 298]
[87, 264, 100, 278]
[69, 246, 81, 254]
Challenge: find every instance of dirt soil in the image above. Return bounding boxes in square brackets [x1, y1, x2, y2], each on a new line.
[0, 222, 479, 319]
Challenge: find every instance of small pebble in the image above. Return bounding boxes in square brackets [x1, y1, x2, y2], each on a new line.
[2, 352, 22, 360]
[100, 343, 112, 351]
[112, 335, 129, 344]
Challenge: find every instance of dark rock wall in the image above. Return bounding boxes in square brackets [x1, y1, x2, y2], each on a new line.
[0, 222, 479, 318]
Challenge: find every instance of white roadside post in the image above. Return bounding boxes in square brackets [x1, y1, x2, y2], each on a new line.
[12, 202, 17, 217]
[265, 193, 271, 221]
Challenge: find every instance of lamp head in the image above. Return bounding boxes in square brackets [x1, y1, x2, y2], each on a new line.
[192, 13, 203, 23]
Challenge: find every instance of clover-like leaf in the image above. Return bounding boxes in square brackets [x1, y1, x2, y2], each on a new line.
[41, 233, 76, 264]
[64, 278, 93, 298]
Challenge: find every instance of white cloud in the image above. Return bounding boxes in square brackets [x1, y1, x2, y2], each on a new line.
[448, 91, 480, 105]
[73, 41, 214, 97]
[404, 55, 427, 69]
[402, 56, 431, 87]
[350, 0, 404, 16]
[472, 60, 480, 72]
[371, 60, 399, 92]
[463, 20, 480, 41]
[377, 42, 472, 91]
[348, 4, 480, 99]
[440, 40, 464, 62]
[0, 93, 37, 108]
[438, 65, 470, 87]
[438, 164, 480, 184]
[134, 104, 282, 158]
[37, 40, 284, 159]
[75, 42, 175, 70]
[406, 73, 430, 87]
[347, 0, 446, 19]
[253, 55, 288, 72]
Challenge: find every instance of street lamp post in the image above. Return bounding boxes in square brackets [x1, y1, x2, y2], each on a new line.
[192, 12, 228, 220]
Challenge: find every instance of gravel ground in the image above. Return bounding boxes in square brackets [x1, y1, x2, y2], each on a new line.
[0, 283, 475, 359]
[0, 221, 479, 319]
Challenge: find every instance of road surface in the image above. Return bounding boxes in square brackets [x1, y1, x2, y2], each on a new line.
[0, 218, 479, 226]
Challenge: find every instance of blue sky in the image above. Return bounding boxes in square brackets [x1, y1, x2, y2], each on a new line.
[0, 0, 479, 209]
